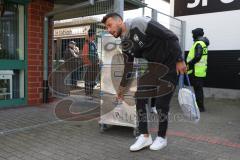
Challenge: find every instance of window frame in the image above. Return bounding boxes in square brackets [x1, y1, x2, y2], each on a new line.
[0, 1, 28, 107]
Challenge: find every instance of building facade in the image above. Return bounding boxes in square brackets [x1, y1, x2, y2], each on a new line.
[0, 0, 145, 108]
[171, 0, 240, 99]
[0, 0, 54, 107]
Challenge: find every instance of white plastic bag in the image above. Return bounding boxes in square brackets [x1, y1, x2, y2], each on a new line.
[178, 74, 200, 123]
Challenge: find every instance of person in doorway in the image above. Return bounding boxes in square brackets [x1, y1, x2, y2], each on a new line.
[64, 40, 80, 60]
[64, 40, 80, 86]
[101, 12, 187, 151]
[82, 28, 100, 98]
[186, 28, 210, 112]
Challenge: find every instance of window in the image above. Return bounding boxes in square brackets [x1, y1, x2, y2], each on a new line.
[0, 3, 24, 60]
[0, 2, 25, 104]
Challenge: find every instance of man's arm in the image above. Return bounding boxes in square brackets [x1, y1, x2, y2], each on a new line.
[187, 44, 203, 69]
[117, 53, 134, 99]
[119, 53, 134, 87]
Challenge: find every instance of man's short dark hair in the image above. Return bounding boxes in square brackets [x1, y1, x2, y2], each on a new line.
[101, 12, 123, 24]
[88, 28, 96, 37]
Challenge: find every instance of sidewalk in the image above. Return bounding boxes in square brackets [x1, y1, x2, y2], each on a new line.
[0, 96, 239, 160]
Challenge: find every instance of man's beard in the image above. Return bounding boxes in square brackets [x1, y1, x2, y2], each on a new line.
[114, 27, 122, 38]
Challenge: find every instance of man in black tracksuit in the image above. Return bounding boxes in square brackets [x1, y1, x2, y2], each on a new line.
[102, 13, 187, 151]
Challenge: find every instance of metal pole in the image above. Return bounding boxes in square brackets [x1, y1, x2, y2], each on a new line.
[114, 0, 124, 18]
[142, 0, 145, 16]
[151, 9, 158, 21]
[43, 16, 49, 103]
[181, 21, 186, 58]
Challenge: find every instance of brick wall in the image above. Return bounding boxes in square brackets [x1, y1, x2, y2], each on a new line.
[28, 0, 54, 105]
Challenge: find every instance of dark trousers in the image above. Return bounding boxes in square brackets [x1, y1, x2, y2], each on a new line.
[135, 68, 176, 138]
[136, 92, 173, 138]
[189, 75, 205, 111]
[84, 63, 100, 95]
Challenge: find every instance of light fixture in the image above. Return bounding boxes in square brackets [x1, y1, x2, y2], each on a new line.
[0, 0, 5, 17]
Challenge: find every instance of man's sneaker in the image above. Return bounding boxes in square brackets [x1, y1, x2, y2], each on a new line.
[151, 106, 158, 114]
[130, 134, 152, 151]
[149, 137, 167, 150]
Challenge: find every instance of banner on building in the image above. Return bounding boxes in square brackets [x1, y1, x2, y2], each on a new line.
[174, 0, 240, 16]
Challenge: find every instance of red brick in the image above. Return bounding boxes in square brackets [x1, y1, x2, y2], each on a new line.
[38, 66, 43, 71]
[29, 3, 41, 10]
[28, 60, 42, 66]
[28, 66, 38, 71]
[29, 37, 41, 44]
[28, 43, 38, 49]
[28, 83, 41, 88]
[28, 32, 42, 38]
[28, 87, 37, 93]
[29, 93, 41, 98]
[28, 54, 42, 60]
[28, 71, 42, 77]
[28, 49, 41, 54]
[28, 14, 41, 21]
[29, 22, 42, 28]
[28, 43, 43, 49]
[29, 9, 40, 16]
[29, 26, 41, 33]
[28, 99, 40, 105]
[28, 77, 40, 82]
[27, 0, 53, 105]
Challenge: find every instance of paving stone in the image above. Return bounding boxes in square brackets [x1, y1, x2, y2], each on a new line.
[0, 97, 239, 160]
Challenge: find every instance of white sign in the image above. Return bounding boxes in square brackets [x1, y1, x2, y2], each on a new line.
[187, 0, 235, 8]
[174, 0, 239, 16]
[54, 26, 90, 37]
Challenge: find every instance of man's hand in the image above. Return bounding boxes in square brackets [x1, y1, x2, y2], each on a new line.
[176, 61, 187, 75]
[117, 86, 126, 100]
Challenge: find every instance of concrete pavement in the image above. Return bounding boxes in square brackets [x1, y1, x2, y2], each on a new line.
[0, 95, 239, 160]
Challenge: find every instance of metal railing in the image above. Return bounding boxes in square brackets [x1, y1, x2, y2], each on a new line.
[50, 1, 185, 99]
[50, 0, 113, 98]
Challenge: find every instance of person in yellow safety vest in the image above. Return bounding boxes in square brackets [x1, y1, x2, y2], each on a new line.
[186, 28, 210, 112]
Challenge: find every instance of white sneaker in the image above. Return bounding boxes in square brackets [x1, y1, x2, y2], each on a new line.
[151, 106, 158, 114]
[150, 137, 167, 150]
[130, 134, 153, 151]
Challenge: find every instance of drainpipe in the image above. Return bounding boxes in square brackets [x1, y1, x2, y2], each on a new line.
[43, 0, 95, 103]
[43, 17, 49, 103]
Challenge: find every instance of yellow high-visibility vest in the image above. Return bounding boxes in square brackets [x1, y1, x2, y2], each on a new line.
[187, 41, 208, 77]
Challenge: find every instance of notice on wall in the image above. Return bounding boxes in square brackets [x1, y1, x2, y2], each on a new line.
[174, 0, 240, 16]
[54, 25, 90, 38]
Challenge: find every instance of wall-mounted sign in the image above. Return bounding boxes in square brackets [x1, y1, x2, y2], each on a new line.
[54, 25, 90, 38]
[174, 0, 240, 16]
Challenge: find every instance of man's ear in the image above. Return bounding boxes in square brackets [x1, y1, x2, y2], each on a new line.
[117, 17, 122, 24]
